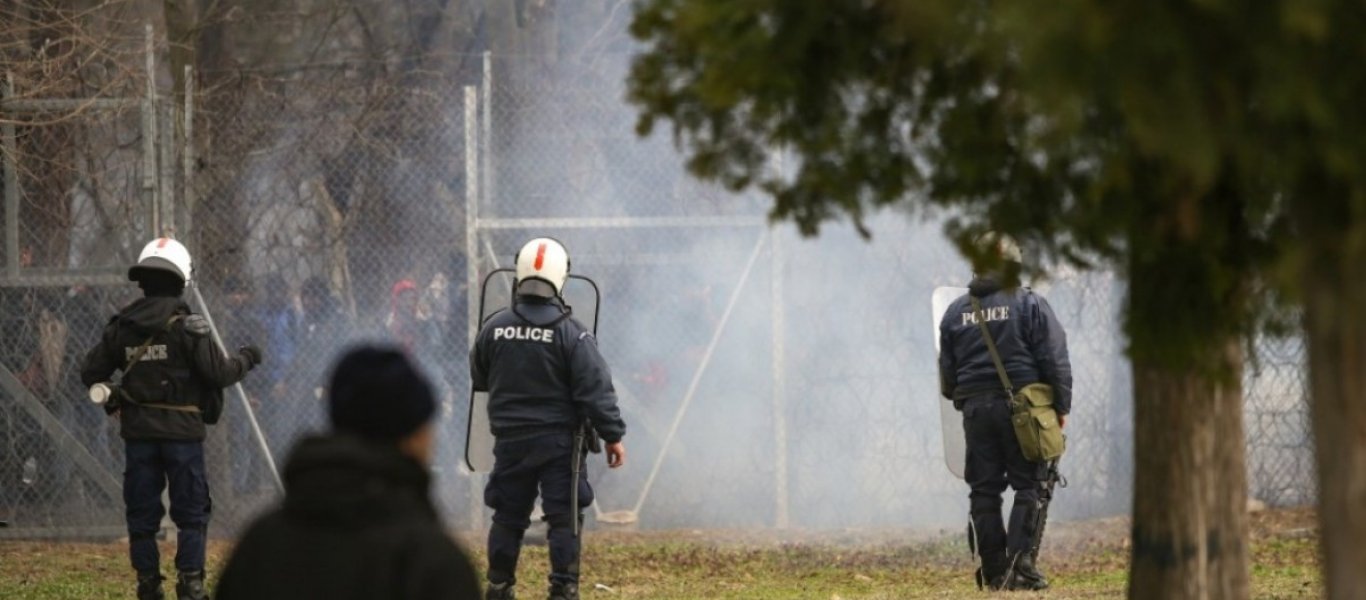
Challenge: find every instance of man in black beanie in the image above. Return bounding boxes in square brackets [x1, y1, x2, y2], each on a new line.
[215, 345, 481, 600]
[81, 238, 260, 600]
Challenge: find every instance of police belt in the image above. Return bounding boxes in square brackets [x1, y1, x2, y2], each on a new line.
[492, 423, 576, 441]
[116, 389, 201, 414]
[954, 380, 1043, 402]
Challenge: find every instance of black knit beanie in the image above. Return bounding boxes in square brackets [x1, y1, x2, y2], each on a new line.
[328, 346, 436, 441]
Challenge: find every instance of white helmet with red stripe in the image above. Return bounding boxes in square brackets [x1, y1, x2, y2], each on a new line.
[515, 237, 570, 296]
[129, 237, 193, 283]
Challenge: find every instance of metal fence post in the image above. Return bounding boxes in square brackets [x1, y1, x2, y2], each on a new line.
[481, 51, 493, 214]
[182, 65, 195, 239]
[771, 227, 789, 529]
[769, 150, 790, 529]
[159, 101, 176, 237]
[142, 23, 160, 237]
[464, 84, 482, 530]
[2, 72, 18, 279]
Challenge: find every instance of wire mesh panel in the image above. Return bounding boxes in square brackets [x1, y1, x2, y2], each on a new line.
[0, 47, 1319, 541]
[778, 222, 1135, 529]
[1244, 335, 1316, 507]
[0, 96, 150, 537]
[187, 64, 476, 532]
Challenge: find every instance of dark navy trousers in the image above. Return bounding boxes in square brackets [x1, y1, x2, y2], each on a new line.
[124, 440, 211, 574]
[962, 396, 1047, 565]
[484, 431, 592, 585]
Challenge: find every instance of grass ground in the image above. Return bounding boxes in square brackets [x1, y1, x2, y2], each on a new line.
[0, 508, 1320, 599]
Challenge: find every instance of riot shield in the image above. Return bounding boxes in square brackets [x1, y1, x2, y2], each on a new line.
[933, 286, 969, 479]
[464, 269, 600, 472]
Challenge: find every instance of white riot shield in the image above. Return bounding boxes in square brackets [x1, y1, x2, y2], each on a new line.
[465, 270, 601, 472]
[933, 286, 970, 479]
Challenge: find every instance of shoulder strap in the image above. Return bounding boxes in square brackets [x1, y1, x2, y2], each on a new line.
[118, 314, 201, 414]
[970, 296, 1014, 397]
[122, 314, 184, 374]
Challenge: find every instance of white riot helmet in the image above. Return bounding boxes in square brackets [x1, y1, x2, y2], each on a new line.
[515, 237, 570, 297]
[129, 237, 193, 283]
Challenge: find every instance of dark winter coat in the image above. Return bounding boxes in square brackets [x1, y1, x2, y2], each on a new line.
[80, 296, 251, 440]
[215, 434, 481, 600]
[938, 276, 1073, 415]
[471, 295, 626, 443]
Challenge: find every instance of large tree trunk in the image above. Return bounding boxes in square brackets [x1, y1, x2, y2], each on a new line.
[1289, 199, 1366, 598]
[1128, 346, 1249, 599]
[1300, 233, 1366, 600]
[1124, 187, 1252, 599]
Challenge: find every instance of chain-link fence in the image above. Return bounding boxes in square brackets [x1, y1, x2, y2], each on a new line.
[0, 48, 1316, 540]
[1, 56, 154, 537]
[183, 61, 479, 533]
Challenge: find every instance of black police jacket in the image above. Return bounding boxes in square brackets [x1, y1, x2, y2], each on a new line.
[80, 295, 251, 441]
[215, 434, 481, 600]
[471, 295, 626, 443]
[938, 276, 1073, 415]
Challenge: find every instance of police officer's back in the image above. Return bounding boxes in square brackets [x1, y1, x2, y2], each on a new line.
[79, 238, 260, 600]
[938, 233, 1071, 591]
[472, 238, 625, 600]
[475, 297, 623, 441]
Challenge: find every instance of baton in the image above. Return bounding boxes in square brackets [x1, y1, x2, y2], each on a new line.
[571, 422, 586, 537]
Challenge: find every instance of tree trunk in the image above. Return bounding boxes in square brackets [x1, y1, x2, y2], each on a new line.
[1301, 249, 1366, 600]
[1286, 168, 1366, 599]
[1128, 340, 1249, 598]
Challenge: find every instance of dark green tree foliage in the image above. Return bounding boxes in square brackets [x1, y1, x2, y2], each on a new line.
[629, 0, 1286, 371]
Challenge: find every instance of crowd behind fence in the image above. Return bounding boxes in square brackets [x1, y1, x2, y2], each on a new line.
[0, 54, 1316, 540]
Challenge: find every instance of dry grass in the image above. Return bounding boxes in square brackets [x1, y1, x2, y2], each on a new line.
[0, 508, 1320, 599]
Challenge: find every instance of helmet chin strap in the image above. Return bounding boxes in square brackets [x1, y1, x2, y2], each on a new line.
[512, 278, 574, 328]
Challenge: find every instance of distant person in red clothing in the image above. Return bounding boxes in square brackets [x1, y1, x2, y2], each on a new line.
[386, 278, 431, 355]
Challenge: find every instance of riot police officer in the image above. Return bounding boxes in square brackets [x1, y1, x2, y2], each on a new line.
[80, 238, 261, 600]
[938, 233, 1072, 591]
[472, 238, 626, 600]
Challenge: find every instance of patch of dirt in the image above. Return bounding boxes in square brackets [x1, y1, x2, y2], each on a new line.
[1248, 505, 1317, 540]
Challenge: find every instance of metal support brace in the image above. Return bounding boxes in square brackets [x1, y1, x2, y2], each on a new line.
[0, 365, 122, 501]
[631, 232, 769, 516]
[189, 286, 283, 493]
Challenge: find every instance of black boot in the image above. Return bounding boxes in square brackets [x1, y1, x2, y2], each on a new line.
[175, 570, 209, 600]
[969, 509, 1009, 591]
[548, 581, 579, 600]
[486, 580, 517, 600]
[136, 572, 165, 600]
[975, 549, 1010, 591]
[1006, 553, 1049, 591]
[974, 566, 1007, 591]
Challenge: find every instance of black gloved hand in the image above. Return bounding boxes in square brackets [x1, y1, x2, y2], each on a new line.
[239, 345, 263, 370]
